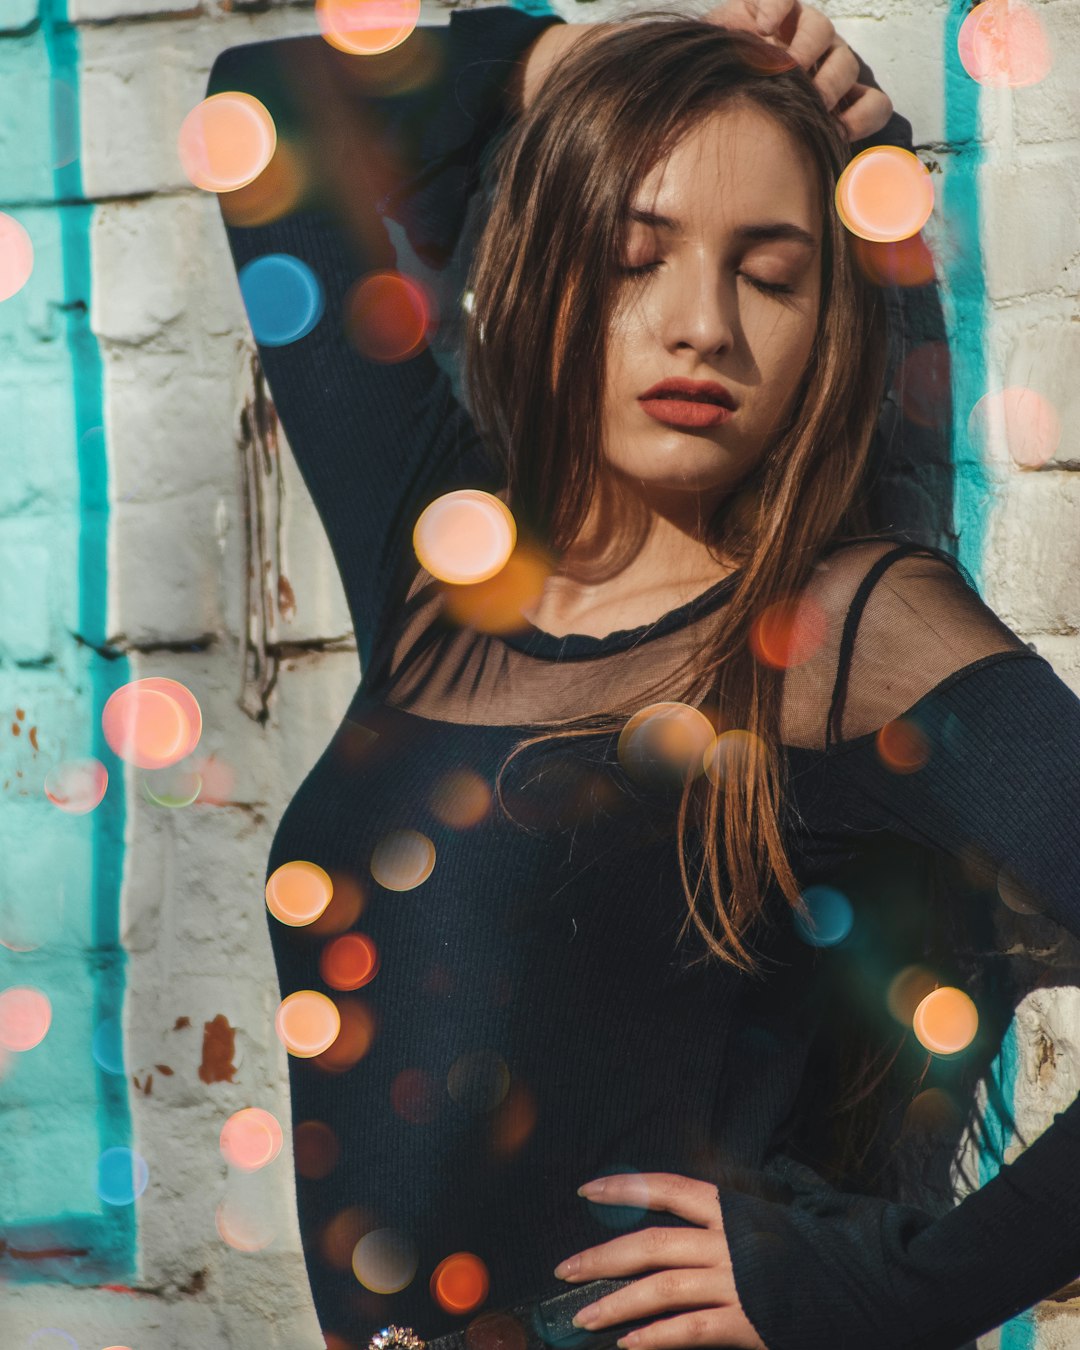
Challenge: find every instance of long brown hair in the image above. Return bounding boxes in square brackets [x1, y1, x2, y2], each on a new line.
[458, 11, 953, 1200]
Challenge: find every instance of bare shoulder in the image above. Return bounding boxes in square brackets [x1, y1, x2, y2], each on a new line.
[780, 537, 1031, 750]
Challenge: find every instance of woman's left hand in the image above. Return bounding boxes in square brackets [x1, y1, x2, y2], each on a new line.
[703, 0, 895, 144]
[553, 1172, 768, 1350]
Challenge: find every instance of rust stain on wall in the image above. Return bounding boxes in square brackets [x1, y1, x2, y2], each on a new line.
[1034, 1029, 1057, 1086]
[199, 1014, 237, 1084]
[239, 348, 283, 722]
[278, 572, 296, 621]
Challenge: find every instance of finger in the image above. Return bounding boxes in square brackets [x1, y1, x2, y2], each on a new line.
[573, 1266, 733, 1333]
[807, 40, 863, 112]
[617, 1305, 763, 1350]
[750, 0, 796, 35]
[779, 3, 836, 71]
[560, 1226, 728, 1284]
[836, 82, 895, 143]
[580, 1172, 726, 1230]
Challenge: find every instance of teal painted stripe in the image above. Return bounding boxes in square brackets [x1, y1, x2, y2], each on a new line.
[943, 6, 1036, 1345]
[2, 0, 137, 1281]
[944, 1, 994, 596]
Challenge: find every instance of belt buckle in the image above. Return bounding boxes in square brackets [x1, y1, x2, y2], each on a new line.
[368, 1326, 427, 1350]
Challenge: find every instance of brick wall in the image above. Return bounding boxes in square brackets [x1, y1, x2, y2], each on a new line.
[1, 1, 1077, 1346]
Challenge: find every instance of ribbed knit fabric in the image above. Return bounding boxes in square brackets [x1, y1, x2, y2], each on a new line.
[209, 13, 1080, 1350]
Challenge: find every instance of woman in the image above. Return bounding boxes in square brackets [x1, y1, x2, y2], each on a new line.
[209, 6, 1080, 1350]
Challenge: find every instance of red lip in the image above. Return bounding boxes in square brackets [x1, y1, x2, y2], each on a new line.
[639, 399, 733, 429]
[639, 377, 736, 408]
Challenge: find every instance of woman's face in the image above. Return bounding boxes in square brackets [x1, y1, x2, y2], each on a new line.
[599, 102, 823, 507]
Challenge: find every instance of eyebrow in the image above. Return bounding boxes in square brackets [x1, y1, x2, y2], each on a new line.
[626, 207, 817, 249]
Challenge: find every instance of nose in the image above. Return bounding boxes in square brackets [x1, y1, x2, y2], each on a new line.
[662, 260, 737, 356]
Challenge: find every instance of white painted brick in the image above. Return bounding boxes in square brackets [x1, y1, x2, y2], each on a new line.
[109, 486, 229, 641]
[80, 17, 225, 200]
[166, 810, 278, 979]
[981, 149, 1080, 301]
[78, 646, 365, 1336]
[968, 299, 1078, 481]
[982, 294, 1076, 430]
[105, 352, 242, 501]
[71, 0, 201, 22]
[983, 470, 1080, 634]
[1002, 315, 1080, 469]
[78, 9, 344, 200]
[93, 194, 247, 347]
[1012, 0, 1080, 148]
[1027, 633, 1080, 697]
[113, 644, 357, 826]
[4, 1287, 231, 1350]
[99, 340, 251, 643]
[278, 424, 358, 643]
[820, 0, 918, 19]
[1015, 988, 1080, 1124]
[1035, 1303, 1080, 1349]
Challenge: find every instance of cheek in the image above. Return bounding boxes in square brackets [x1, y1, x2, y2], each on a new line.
[750, 313, 816, 392]
[602, 326, 637, 398]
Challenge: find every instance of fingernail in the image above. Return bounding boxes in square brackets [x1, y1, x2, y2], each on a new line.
[554, 1255, 580, 1277]
[577, 1179, 605, 1195]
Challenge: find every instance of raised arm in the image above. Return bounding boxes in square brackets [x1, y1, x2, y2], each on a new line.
[208, 8, 565, 682]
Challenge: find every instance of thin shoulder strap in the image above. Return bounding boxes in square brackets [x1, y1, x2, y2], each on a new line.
[825, 542, 936, 753]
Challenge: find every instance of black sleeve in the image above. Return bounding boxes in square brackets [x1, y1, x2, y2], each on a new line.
[845, 46, 954, 554]
[717, 554, 1080, 1349]
[207, 8, 566, 680]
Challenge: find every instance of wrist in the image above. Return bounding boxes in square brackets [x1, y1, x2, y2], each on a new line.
[514, 22, 601, 115]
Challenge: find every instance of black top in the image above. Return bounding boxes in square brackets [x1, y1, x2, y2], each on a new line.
[209, 11, 1080, 1350]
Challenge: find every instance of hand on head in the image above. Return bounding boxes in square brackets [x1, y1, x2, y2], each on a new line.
[703, 0, 896, 142]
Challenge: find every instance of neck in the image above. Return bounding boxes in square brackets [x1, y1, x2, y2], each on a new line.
[516, 470, 738, 632]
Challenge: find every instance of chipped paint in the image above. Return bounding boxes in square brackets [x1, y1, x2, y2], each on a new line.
[198, 1014, 237, 1084]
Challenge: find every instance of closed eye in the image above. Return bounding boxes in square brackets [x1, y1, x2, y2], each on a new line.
[617, 261, 795, 296]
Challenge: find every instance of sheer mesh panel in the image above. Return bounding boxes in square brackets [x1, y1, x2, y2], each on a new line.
[369, 537, 1032, 749]
[815, 540, 1031, 749]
